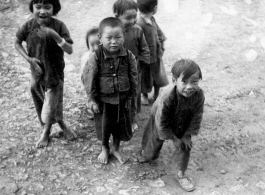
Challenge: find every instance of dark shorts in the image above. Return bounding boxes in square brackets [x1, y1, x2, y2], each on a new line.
[94, 101, 132, 145]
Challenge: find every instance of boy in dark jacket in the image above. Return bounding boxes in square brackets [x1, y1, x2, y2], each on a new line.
[82, 17, 137, 165]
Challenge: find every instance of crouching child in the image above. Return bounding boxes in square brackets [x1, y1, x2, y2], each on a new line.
[138, 59, 205, 192]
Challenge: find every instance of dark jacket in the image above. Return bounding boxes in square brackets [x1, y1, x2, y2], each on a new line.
[82, 45, 138, 106]
[151, 85, 205, 140]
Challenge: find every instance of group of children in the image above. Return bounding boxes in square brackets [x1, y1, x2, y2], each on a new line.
[15, 0, 205, 192]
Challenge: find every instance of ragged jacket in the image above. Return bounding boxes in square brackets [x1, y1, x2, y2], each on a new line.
[151, 85, 205, 140]
[82, 45, 138, 106]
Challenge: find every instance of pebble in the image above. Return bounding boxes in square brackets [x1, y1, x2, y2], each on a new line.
[119, 189, 130, 195]
[245, 49, 257, 62]
[249, 35, 256, 43]
[260, 37, 265, 49]
[147, 178, 165, 188]
[209, 192, 222, 195]
[220, 170, 227, 174]
[229, 184, 245, 192]
[256, 181, 265, 189]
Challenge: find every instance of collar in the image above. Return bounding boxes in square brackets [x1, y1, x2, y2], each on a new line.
[101, 45, 127, 59]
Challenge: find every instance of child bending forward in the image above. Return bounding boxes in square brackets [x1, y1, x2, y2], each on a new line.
[14, 0, 76, 148]
[138, 59, 205, 192]
[82, 17, 138, 164]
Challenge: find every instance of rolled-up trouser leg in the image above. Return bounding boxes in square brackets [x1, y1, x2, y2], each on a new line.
[172, 138, 191, 172]
[141, 116, 164, 161]
[30, 78, 45, 126]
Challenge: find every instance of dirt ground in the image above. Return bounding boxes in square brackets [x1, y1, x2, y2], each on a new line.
[1, 0, 265, 194]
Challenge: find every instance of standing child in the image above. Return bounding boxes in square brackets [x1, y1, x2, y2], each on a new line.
[15, 0, 76, 148]
[80, 27, 100, 119]
[138, 59, 205, 192]
[82, 17, 137, 164]
[137, 0, 169, 105]
[113, 0, 150, 132]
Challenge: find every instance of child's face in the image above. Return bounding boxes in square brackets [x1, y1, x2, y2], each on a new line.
[33, 2, 53, 25]
[117, 9, 137, 28]
[88, 34, 100, 52]
[174, 71, 201, 98]
[99, 26, 124, 55]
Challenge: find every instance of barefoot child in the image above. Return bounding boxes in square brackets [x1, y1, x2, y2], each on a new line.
[113, 0, 150, 132]
[80, 27, 100, 119]
[82, 17, 137, 164]
[138, 59, 205, 192]
[15, 0, 76, 148]
[137, 0, 169, 105]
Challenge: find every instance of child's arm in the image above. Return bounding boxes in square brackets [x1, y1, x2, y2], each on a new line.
[157, 23, 166, 52]
[154, 95, 175, 140]
[38, 26, 73, 54]
[183, 90, 205, 137]
[127, 51, 138, 100]
[138, 29, 150, 65]
[14, 38, 42, 75]
[82, 52, 100, 113]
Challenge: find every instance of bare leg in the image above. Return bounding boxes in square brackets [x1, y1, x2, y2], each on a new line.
[36, 123, 52, 148]
[112, 136, 128, 164]
[153, 85, 160, 100]
[98, 145, 110, 164]
[141, 93, 149, 105]
[58, 120, 77, 140]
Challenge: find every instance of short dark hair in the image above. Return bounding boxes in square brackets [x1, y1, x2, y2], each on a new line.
[85, 27, 99, 49]
[137, 0, 157, 14]
[171, 59, 202, 81]
[113, 0, 138, 16]
[99, 17, 124, 36]
[29, 0, 61, 16]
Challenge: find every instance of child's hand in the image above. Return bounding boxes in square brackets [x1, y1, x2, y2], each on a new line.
[180, 136, 192, 150]
[92, 103, 100, 114]
[38, 26, 60, 41]
[125, 99, 131, 109]
[28, 57, 43, 76]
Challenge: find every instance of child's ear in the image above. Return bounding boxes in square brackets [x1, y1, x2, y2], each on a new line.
[114, 14, 119, 18]
[172, 77, 176, 83]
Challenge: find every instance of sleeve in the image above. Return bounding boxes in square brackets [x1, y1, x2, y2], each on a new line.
[16, 21, 29, 41]
[59, 22, 73, 44]
[127, 50, 138, 99]
[138, 28, 150, 65]
[154, 95, 174, 140]
[157, 23, 166, 43]
[82, 52, 99, 108]
[184, 90, 205, 136]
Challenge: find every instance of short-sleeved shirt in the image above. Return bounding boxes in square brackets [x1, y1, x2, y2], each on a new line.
[123, 24, 150, 65]
[16, 17, 73, 86]
[137, 16, 166, 63]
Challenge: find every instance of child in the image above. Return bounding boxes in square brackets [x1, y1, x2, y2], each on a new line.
[82, 17, 138, 164]
[137, 0, 169, 105]
[138, 59, 205, 192]
[80, 27, 100, 78]
[113, 0, 150, 132]
[80, 27, 100, 119]
[14, 0, 76, 148]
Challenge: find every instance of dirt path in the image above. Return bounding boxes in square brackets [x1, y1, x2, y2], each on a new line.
[1, 0, 265, 194]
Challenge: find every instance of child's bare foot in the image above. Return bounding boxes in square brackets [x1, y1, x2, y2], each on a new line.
[98, 147, 109, 164]
[58, 120, 77, 141]
[112, 150, 128, 164]
[36, 133, 49, 148]
[63, 128, 77, 141]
